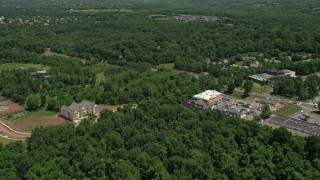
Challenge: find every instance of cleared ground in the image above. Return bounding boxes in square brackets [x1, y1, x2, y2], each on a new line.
[252, 82, 273, 93]
[276, 105, 302, 116]
[0, 99, 24, 115]
[69, 9, 134, 13]
[0, 63, 49, 71]
[0, 136, 23, 145]
[156, 63, 200, 78]
[0, 110, 69, 132]
[231, 90, 243, 99]
[43, 50, 87, 64]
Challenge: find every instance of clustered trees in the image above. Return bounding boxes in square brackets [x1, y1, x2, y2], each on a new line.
[0, 0, 320, 179]
[1, 103, 320, 179]
[273, 75, 319, 99]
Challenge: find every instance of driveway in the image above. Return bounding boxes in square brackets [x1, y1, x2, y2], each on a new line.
[0, 121, 30, 139]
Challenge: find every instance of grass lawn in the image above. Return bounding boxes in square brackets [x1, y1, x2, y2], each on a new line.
[157, 63, 200, 77]
[0, 63, 49, 71]
[252, 82, 273, 93]
[91, 62, 121, 74]
[157, 63, 174, 71]
[0, 110, 69, 132]
[96, 72, 106, 84]
[275, 105, 302, 116]
[43, 50, 87, 64]
[0, 136, 25, 145]
[236, 61, 243, 66]
[70, 9, 134, 13]
[231, 91, 243, 99]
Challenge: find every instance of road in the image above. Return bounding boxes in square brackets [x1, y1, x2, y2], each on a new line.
[268, 115, 320, 135]
[248, 91, 318, 111]
[0, 121, 30, 139]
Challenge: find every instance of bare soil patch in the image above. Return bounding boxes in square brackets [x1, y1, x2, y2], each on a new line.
[0, 111, 69, 132]
[0, 100, 24, 115]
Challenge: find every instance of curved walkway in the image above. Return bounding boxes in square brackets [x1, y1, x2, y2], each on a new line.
[0, 121, 31, 140]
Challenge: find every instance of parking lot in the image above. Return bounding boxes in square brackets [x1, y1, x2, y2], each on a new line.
[269, 115, 320, 135]
[212, 96, 261, 119]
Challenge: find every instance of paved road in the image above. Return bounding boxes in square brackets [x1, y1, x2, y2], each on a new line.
[0, 121, 30, 139]
[250, 91, 318, 110]
[269, 115, 320, 135]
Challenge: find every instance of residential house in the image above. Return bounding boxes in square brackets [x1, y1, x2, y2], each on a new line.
[61, 100, 99, 121]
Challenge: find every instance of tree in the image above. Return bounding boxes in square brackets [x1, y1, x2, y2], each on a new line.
[243, 80, 253, 97]
[26, 94, 41, 111]
[40, 94, 46, 108]
[47, 98, 60, 112]
[260, 105, 272, 119]
[226, 81, 235, 94]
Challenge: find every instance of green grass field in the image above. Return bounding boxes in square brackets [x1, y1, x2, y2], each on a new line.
[0, 63, 49, 71]
[1, 110, 67, 132]
[0, 136, 24, 145]
[231, 91, 243, 99]
[157, 63, 200, 77]
[252, 82, 273, 93]
[276, 105, 302, 116]
[96, 72, 106, 84]
[70, 9, 134, 13]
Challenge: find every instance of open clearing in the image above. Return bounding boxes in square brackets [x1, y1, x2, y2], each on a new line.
[0, 110, 69, 132]
[0, 99, 24, 115]
[252, 82, 273, 93]
[0, 136, 23, 145]
[43, 50, 87, 64]
[157, 63, 200, 78]
[69, 9, 134, 13]
[275, 105, 302, 116]
[43, 50, 70, 58]
[0, 63, 49, 71]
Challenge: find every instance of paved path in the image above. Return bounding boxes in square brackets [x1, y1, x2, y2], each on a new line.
[0, 121, 31, 139]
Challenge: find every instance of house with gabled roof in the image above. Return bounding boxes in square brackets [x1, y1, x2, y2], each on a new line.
[60, 100, 99, 121]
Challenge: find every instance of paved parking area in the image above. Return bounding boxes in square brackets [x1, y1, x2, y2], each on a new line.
[212, 96, 261, 119]
[269, 115, 320, 135]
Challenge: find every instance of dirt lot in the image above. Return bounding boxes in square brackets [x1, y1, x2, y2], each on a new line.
[0, 111, 69, 132]
[99, 105, 123, 112]
[0, 99, 24, 115]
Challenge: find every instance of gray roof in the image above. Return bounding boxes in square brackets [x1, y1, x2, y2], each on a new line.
[195, 99, 209, 109]
[61, 100, 97, 113]
[225, 109, 242, 116]
[259, 98, 278, 106]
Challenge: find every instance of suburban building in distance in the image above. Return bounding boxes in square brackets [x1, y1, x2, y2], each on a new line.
[60, 100, 99, 121]
[248, 69, 296, 84]
[30, 70, 48, 78]
[182, 90, 223, 109]
[257, 98, 280, 111]
[193, 90, 223, 104]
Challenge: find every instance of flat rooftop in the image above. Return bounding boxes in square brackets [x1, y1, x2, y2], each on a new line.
[193, 90, 222, 101]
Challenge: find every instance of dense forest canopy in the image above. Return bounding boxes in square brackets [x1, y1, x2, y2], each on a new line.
[0, 0, 320, 179]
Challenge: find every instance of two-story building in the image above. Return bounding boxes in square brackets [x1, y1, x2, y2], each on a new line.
[60, 100, 99, 121]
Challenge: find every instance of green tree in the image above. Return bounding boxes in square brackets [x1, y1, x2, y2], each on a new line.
[260, 105, 272, 119]
[26, 94, 41, 111]
[47, 98, 60, 112]
[243, 80, 253, 97]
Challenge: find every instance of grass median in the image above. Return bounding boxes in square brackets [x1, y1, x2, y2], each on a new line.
[275, 104, 302, 116]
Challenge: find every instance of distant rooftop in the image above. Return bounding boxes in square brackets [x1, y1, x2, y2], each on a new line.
[193, 90, 222, 101]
